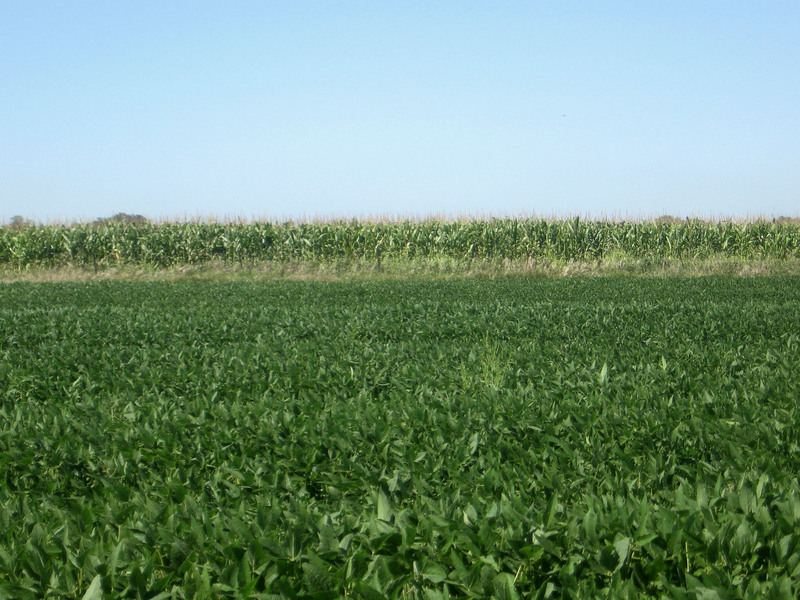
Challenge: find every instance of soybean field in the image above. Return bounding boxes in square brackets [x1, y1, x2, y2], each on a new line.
[1, 278, 799, 599]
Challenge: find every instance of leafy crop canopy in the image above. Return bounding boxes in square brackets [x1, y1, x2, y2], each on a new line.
[1, 277, 799, 598]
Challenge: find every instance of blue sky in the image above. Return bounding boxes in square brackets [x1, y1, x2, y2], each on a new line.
[2, 1, 799, 223]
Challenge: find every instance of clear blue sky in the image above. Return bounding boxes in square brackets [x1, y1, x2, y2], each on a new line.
[2, 1, 799, 223]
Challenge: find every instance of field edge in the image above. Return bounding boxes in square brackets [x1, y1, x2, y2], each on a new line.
[3, 255, 800, 282]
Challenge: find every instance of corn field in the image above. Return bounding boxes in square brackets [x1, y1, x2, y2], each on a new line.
[1, 219, 799, 268]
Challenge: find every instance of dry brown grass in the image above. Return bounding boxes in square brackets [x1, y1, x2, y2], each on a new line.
[3, 256, 799, 284]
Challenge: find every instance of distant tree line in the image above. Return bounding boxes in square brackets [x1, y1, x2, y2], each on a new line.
[6, 213, 150, 230]
[91, 213, 149, 226]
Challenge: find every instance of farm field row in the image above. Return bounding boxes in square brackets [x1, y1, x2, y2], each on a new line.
[2, 219, 800, 270]
[1, 278, 799, 598]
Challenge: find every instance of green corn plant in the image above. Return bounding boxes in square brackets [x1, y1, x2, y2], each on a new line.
[2, 218, 800, 269]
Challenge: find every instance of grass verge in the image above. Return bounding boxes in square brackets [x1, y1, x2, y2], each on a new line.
[2, 256, 800, 283]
